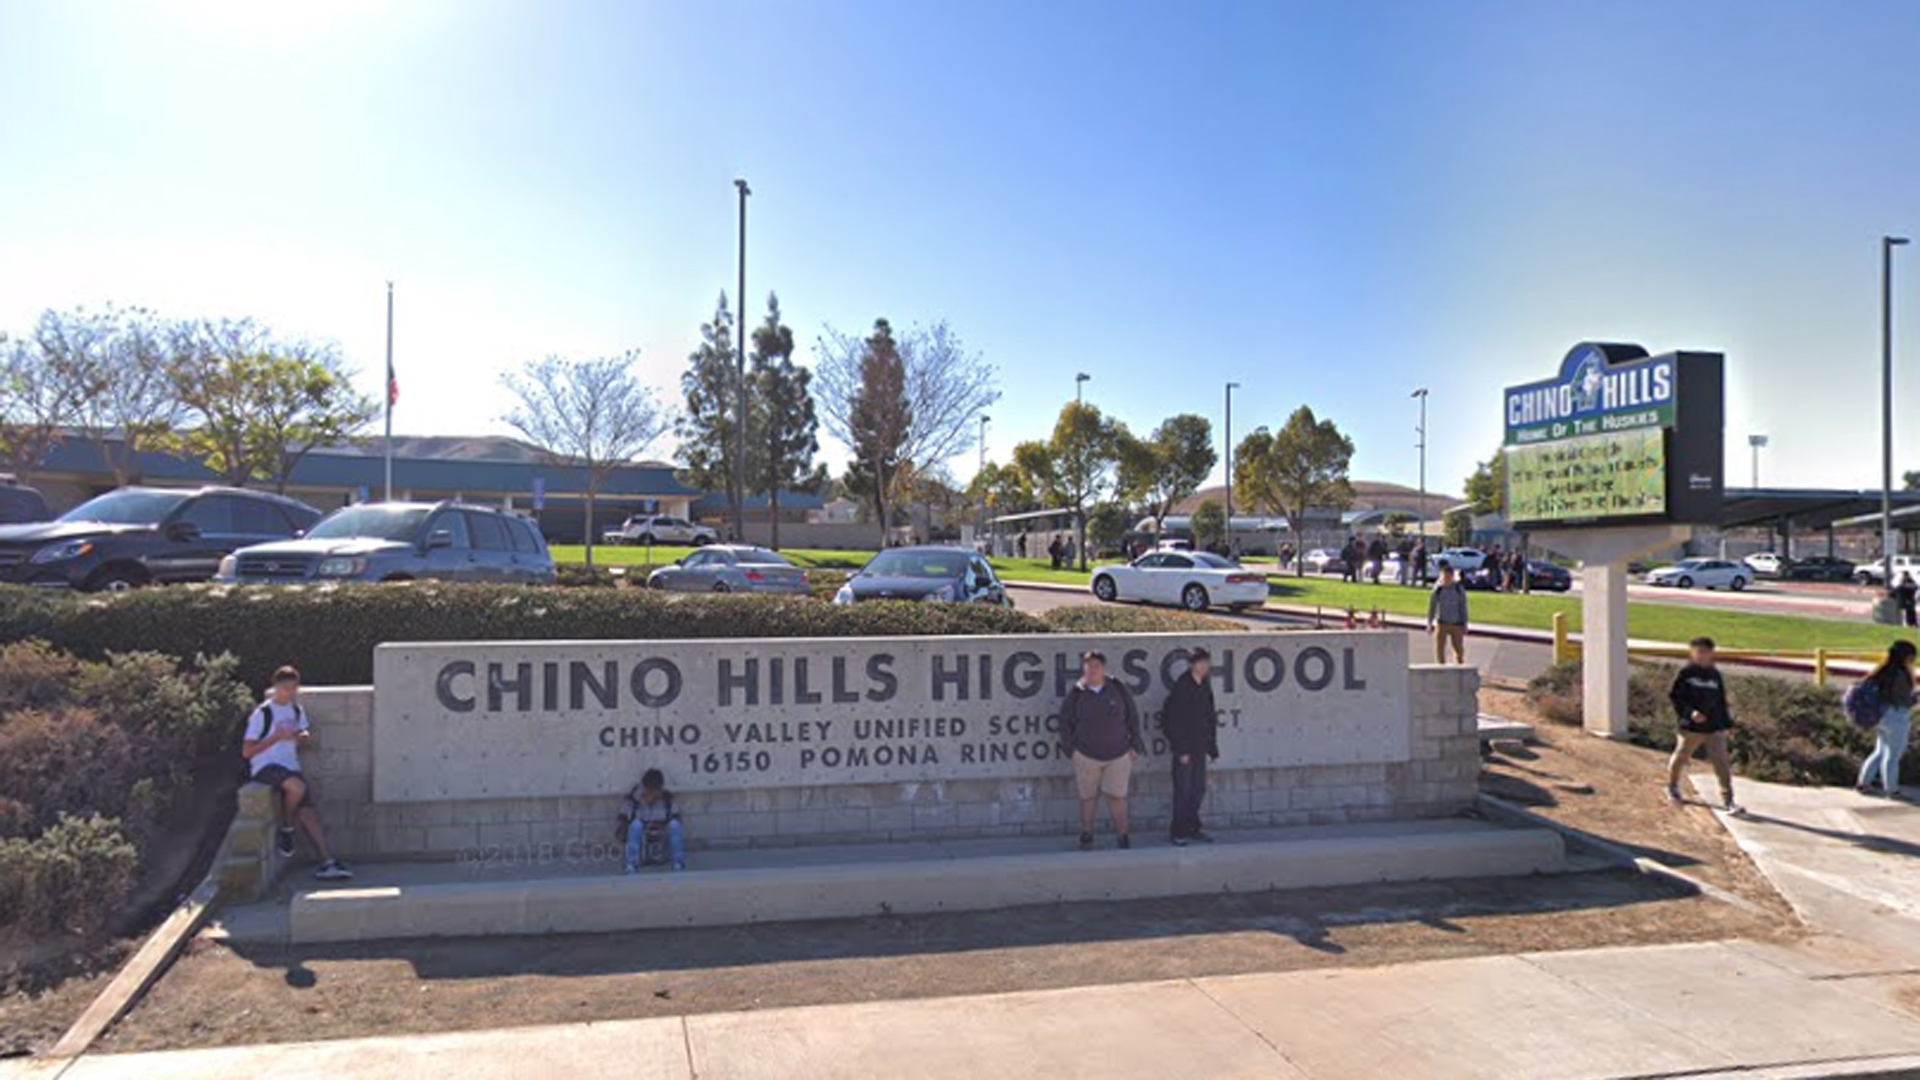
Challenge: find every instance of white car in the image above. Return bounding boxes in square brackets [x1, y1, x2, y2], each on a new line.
[608, 514, 717, 547]
[1089, 551, 1270, 612]
[1645, 558, 1749, 590]
[1302, 548, 1346, 574]
[1432, 547, 1487, 573]
[1743, 552, 1786, 578]
[1856, 554, 1920, 586]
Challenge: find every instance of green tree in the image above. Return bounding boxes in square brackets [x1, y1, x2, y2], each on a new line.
[44, 306, 184, 486]
[967, 460, 1036, 523]
[676, 293, 744, 529]
[1235, 406, 1355, 576]
[1443, 507, 1474, 547]
[746, 294, 819, 550]
[163, 319, 376, 492]
[844, 320, 913, 543]
[501, 351, 671, 567]
[1464, 450, 1507, 516]
[1117, 412, 1216, 534]
[1190, 499, 1227, 551]
[0, 330, 87, 482]
[1087, 502, 1130, 556]
[1039, 402, 1124, 571]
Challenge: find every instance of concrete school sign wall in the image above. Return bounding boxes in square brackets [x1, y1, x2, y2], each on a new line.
[371, 631, 1412, 803]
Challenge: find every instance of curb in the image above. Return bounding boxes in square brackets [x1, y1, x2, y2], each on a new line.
[1474, 792, 1778, 919]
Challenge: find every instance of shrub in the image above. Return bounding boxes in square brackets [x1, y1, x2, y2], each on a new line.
[1525, 658, 1888, 786]
[1038, 606, 1252, 635]
[0, 708, 139, 837]
[0, 638, 84, 714]
[0, 814, 139, 935]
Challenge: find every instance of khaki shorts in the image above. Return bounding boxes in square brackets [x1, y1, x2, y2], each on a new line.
[1072, 751, 1134, 800]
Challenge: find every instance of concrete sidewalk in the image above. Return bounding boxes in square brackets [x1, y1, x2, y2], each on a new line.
[19, 940, 1920, 1080]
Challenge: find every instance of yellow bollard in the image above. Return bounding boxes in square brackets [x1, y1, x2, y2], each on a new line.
[1814, 648, 1828, 689]
[1552, 611, 1570, 664]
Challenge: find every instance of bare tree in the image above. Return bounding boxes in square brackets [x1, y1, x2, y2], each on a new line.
[816, 317, 999, 530]
[501, 351, 671, 567]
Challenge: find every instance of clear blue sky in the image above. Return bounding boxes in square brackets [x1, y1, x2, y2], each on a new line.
[2, 0, 1917, 495]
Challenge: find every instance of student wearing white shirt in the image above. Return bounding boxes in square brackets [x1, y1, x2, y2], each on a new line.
[241, 665, 351, 881]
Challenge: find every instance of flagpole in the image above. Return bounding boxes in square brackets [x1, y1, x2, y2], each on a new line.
[383, 280, 394, 502]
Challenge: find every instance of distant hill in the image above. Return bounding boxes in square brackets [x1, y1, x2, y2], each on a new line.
[1175, 479, 1458, 520]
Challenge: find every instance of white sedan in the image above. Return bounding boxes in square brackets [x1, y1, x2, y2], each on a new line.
[1645, 558, 1750, 590]
[1089, 551, 1270, 612]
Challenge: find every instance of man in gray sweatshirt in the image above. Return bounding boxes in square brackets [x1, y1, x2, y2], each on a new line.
[1060, 650, 1146, 850]
[1427, 564, 1470, 664]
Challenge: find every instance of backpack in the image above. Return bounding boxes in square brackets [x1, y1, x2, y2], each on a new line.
[1843, 678, 1883, 730]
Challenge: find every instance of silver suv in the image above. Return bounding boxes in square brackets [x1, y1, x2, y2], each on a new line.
[218, 502, 556, 585]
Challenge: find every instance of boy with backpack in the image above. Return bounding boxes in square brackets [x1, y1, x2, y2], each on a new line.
[241, 665, 352, 880]
[619, 768, 686, 873]
[1665, 637, 1742, 815]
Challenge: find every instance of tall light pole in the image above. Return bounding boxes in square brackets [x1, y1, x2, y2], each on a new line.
[732, 177, 751, 544]
[1411, 388, 1429, 533]
[1747, 433, 1768, 488]
[977, 413, 991, 546]
[1075, 372, 1090, 404]
[1224, 381, 1240, 553]
[1885, 235, 1908, 581]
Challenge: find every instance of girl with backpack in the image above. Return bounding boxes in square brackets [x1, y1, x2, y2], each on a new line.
[1858, 641, 1916, 799]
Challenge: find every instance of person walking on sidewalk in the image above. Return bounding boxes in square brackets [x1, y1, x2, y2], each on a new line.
[1427, 564, 1470, 664]
[1858, 640, 1917, 799]
[1666, 636, 1743, 814]
[1161, 647, 1220, 845]
[1060, 650, 1147, 851]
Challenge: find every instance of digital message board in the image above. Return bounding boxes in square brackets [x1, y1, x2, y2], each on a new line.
[1503, 343, 1724, 529]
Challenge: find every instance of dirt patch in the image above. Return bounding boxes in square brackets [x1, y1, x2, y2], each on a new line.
[104, 864, 1785, 1053]
[0, 939, 129, 1058]
[1478, 684, 1795, 917]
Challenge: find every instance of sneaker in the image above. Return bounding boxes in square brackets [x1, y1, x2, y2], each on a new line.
[1719, 801, 1746, 817]
[275, 827, 296, 858]
[313, 860, 353, 881]
[671, 860, 686, 872]
[1077, 832, 1094, 852]
[1192, 831, 1216, 844]
[1171, 835, 1190, 847]
[623, 864, 638, 875]
[1116, 835, 1132, 850]
[1664, 785, 1684, 806]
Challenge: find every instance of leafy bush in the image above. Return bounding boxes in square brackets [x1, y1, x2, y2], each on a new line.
[1038, 605, 1252, 635]
[0, 814, 139, 935]
[1526, 659, 1887, 786]
[0, 638, 84, 714]
[0, 708, 138, 838]
[554, 564, 622, 588]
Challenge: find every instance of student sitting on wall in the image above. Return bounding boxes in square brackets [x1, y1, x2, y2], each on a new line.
[618, 768, 686, 873]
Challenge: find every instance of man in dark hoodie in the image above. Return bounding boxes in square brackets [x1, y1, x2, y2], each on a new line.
[1061, 650, 1146, 851]
[1161, 647, 1220, 845]
[1666, 636, 1742, 814]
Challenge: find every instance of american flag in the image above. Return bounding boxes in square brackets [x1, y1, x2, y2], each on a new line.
[387, 357, 399, 407]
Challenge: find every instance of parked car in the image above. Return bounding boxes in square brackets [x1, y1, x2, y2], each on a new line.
[1431, 547, 1488, 573]
[1784, 555, 1856, 582]
[0, 482, 50, 525]
[0, 486, 319, 591]
[647, 544, 808, 595]
[1525, 561, 1573, 592]
[1302, 548, 1346, 574]
[833, 546, 1010, 605]
[218, 501, 555, 585]
[607, 514, 716, 546]
[1645, 558, 1749, 590]
[1855, 555, 1920, 586]
[1089, 550, 1269, 612]
[1743, 552, 1787, 578]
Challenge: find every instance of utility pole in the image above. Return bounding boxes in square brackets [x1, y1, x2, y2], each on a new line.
[1748, 433, 1768, 488]
[1224, 381, 1240, 554]
[383, 281, 395, 502]
[733, 178, 751, 544]
[1075, 372, 1090, 404]
[1411, 388, 1429, 533]
[977, 413, 991, 548]
[1885, 235, 1908, 583]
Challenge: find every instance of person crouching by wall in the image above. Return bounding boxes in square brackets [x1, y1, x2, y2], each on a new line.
[1161, 647, 1220, 846]
[619, 768, 686, 873]
[1061, 650, 1146, 851]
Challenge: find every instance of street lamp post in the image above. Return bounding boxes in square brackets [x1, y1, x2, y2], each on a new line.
[732, 178, 751, 545]
[1411, 388, 1429, 534]
[977, 414, 991, 547]
[1075, 372, 1090, 404]
[1224, 381, 1240, 555]
[1885, 236, 1909, 582]
[1747, 434, 1768, 488]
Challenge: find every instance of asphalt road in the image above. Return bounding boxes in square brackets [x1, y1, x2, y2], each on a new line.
[1006, 583, 1554, 686]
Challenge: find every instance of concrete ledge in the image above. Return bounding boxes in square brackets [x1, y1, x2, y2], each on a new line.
[1476, 715, 1536, 743]
[288, 819, 1565, 944]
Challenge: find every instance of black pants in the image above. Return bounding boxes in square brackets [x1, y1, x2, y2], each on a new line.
[1170, 754, 1208, 838]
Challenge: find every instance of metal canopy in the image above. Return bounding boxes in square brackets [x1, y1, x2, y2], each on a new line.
[1717, 487, 1920, 531]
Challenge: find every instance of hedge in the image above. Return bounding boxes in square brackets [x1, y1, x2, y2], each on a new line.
[0, 584, 1248, 690]
[1526, 659, 1891, 786]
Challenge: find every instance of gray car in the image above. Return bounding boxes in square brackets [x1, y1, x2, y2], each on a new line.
[647, 544, 808, 594]
[217, 502, 556, 585]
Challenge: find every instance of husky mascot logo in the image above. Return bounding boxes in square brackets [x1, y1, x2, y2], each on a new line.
[1572, 351, 1605, 413]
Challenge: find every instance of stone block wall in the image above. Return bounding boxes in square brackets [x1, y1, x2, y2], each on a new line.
[296, 663, 1479, 862]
